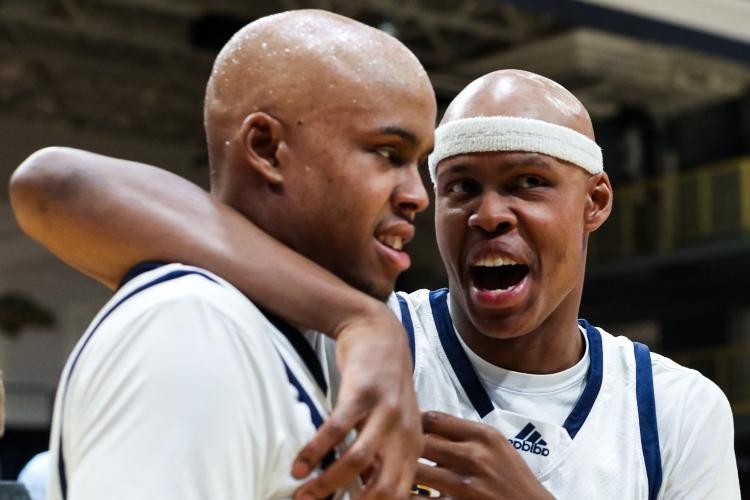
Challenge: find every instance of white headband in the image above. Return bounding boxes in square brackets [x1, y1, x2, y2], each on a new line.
[428, 116, 603, 183]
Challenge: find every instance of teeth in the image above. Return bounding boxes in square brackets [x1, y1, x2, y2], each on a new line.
[378, 235, 404, 251]
[474, 256, 519, 267]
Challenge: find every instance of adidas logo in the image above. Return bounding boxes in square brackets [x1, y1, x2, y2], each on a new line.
[508, 423, 550, 456]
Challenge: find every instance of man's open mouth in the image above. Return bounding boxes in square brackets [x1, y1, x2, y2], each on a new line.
[470, 257, 529, 291]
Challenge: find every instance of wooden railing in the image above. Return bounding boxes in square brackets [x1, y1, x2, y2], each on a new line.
[590, 156, 750, 264]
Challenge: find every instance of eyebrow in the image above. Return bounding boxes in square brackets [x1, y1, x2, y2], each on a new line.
[376, 126, 419, 146]
[442, 164, 470, 175]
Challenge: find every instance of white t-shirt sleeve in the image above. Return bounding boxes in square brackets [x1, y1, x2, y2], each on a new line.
[63, 291, 283, 500]
[656, 360, 740, 499]
[17, 451, 50, 500]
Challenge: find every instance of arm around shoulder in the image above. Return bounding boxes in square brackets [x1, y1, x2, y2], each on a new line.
[8, 146, 384, 337]
[9, 147, 187, 288]
[10, 147, 82, 242]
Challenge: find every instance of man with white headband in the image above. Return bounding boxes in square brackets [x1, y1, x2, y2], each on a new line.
[10, 70, 739, 498]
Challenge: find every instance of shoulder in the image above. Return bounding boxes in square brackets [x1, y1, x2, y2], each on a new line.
[57, 265, 301, 500]
[593, 326, 732, 434]
[650, 353, 738, 497]
[68, 263, 284, 402]
[94, 263, 275, 344]
[647, 351, 737, 496]
[649, 351, 731, 424]
[18, 451, 51, 484]
[585, 325, 738, 496]
[115, 263, 257, 316]
[595, 325, 730, 419]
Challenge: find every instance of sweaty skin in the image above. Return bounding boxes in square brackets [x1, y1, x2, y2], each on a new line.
[11, 10, 437, 500]
[205, 11, 434, 300]
[441, 70, 594, 138]
[11, 68, 605, 499]
[11, 68, 740, 498]
[10, 69, 599, 500]
[434, 69, 611, 375]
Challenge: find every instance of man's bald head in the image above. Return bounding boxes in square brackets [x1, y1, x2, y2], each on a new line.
[441, 69, 594, 139]
[204, 9, 431, 186]
[428, 70, 603, 181]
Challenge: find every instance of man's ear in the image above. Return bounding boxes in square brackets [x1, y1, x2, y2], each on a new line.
[238, 112, 286, 185]
[584, 172, 613, 232]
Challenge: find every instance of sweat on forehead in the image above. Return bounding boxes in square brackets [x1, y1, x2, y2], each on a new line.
[204, 10, 429, 126]
[428, 70, 602, 183]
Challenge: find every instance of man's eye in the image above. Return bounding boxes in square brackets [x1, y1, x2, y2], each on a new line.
[446, 179, 479, 195]
[375, 147, 400, 163]
[517, 175, 545, 188]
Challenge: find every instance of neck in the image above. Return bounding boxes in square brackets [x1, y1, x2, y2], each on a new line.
[449, 287, 585, 374]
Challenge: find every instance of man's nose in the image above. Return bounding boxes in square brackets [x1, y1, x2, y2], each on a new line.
[468, 191, 516, 235]
[394, 166, 429, 220]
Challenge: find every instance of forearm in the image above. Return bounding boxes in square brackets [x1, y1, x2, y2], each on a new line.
[9, 147, 383, 336]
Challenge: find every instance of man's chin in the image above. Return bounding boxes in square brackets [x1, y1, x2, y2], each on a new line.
[346, 274, 393, 303]
[470, 304, 547, 341]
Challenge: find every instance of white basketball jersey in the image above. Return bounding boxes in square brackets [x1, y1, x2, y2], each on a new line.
[391, 288, 739, 499]
[48, 263, 359, 500]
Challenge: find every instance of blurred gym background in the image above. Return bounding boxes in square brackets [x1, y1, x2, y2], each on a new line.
[1, 0, 749, 490]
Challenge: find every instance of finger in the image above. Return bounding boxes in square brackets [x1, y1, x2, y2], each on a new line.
[358, 457, 388, 500]
[292, 399, 369, 478]
[422, 411, 501, 443]
[353, 396, 421, 498]
[360, 440, 417, 500]
[421, 435, 468, 471]
[294, 432, 377, 499]
[414, 463, 466, 498]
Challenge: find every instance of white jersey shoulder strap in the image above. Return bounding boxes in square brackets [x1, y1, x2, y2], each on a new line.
[396, 293, 416, 371]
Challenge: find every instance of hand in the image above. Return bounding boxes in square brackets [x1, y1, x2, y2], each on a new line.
[415, 411, 553, 500]
[293, 302, 421, 499]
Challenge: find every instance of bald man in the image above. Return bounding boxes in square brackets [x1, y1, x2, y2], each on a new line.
[11, 10, 436, 500]
[12, 66, 739, 498]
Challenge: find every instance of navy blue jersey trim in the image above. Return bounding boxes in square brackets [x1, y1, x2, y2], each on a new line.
[281, 360, 336, 470]
[397, 294, 416, 371]
[118, 261, 169, 289]
[428, 289, 604, 436]
[634, 342, 663, 500]
[261, 309, 328, 395]
[58, 267, 220, 500]
[562, 320, 604, 439]
[429, 289, 494, 418]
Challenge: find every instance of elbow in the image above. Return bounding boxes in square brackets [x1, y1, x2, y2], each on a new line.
[9, 146, 82, 237]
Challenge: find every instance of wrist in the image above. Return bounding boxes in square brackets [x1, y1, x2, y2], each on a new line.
[329, 293, 389, 340]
